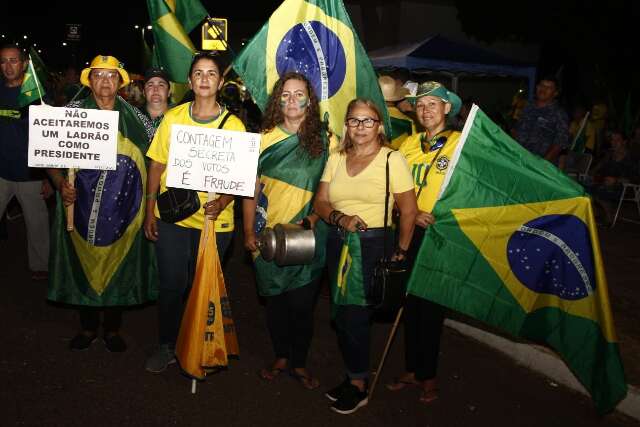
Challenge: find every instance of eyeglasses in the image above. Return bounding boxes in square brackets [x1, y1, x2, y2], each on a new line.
[91, 70, 119, 81]
[346, 117, 379, 128]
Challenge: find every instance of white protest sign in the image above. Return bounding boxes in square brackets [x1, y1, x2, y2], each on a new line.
[166, 125, 260, 197]
[28, 105, 119, 170]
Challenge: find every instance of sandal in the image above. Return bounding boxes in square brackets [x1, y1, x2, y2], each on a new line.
[385, 376, 420, 392]
[289, 370, 320, 390]
[419, 387, 439, 404]
[259, 367, 286, 381]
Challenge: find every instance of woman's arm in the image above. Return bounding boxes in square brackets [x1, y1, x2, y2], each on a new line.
[313, 181, 367, 232]
[242, 177, 260, 251]
[394, 189, 418, 258]
[144, 160, 166, 241]
[46, 168, 75, 206]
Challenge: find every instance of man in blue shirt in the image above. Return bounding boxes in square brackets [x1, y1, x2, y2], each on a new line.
[0, 44, 50, 280]
[513, 76, 569, 164]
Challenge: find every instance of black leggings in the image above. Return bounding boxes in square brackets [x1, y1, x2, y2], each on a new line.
[403, 227, 445, 381]
[79, 306, 123, 334]
[265, 280, 320, 368]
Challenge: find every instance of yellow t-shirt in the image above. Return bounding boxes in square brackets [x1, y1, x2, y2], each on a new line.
[146, 102, 246, 231]
[320, 147, 414, 228]
[399, 130, 461, 213]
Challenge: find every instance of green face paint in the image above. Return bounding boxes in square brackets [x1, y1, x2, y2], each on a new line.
[280, 90, 309, 110]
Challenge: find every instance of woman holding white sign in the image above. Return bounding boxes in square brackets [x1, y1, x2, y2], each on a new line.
[144, 52, 245, 373]
[243, 72, 335, 390]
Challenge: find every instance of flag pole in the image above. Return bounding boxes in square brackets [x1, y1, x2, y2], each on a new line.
[369, 307, 404, 399]
[570, 111, 590, 151]
[66, 169, 75, 232]
[27, 54, 45, 105]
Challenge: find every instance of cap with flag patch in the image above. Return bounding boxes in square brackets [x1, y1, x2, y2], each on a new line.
[80, 55, 130, 89]
[405, 81, 461, 117]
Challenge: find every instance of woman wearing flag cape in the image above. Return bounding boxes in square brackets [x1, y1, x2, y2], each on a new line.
[47, 55, 158, 352]
[144, 52, 245, 373]
[385, 81, 462, 404]
[313, 99, 417, 414]
[243, 72, 333, 390]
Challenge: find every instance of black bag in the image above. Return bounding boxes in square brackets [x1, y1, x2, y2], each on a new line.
[157, 187, 201, 223]
[155, 111, 231, 223]
[370, 152, 408, 313]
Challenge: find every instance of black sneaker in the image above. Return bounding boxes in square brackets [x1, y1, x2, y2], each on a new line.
[104, 334, 127, 352]
[325, 377, 351, 402]
[69, 332, 97, 351]
[330, 383, 368, 415]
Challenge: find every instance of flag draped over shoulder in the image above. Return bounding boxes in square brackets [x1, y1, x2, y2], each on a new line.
[147, 0, 207, 83]
[17, 48, 47, 108]
[175, 221, 239, 379]
[48, 97, 157, 306]
[232, 0, 389, 137]
[406, 105, 627, 414]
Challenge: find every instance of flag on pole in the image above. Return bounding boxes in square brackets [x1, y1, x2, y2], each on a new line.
[232, 0, 389, 137]
[175, 219, 239, 379]
[17, 48, 47, 108]
[146, 0, 207, 83]
[406, 105, 627, 414]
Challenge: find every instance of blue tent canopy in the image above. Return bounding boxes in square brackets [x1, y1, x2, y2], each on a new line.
[368, 35, 536, 100]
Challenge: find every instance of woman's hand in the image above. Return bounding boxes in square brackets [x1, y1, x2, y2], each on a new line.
[59, 180, 76, 207]
[296, 213, 319, 230]
[339, 215, 367, 233]
[144, 214, 158, 241]
[204, 199, 224, 220]
[415, 211, 436, 228]
[244, 231, 258, 252]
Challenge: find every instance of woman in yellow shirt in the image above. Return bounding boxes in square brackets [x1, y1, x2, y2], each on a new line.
[314, 99, 417, 414]
[387, 81, 462, 404]
[143, 52, 246, 373]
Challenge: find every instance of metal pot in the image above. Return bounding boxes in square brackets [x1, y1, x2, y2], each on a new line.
[257, 223, 315, 266]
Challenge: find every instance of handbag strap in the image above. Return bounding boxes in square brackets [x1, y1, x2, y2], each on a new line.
[383, 151, 393, 261]
[217, 110, 231, 129]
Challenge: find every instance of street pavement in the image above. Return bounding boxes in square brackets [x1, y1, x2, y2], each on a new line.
[1, 217, 638, 427]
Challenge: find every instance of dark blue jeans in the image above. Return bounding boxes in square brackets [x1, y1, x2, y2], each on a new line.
[155, 220, 232, 346]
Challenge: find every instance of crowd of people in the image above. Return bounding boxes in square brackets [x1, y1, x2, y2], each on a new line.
[1, 41, 639, 415]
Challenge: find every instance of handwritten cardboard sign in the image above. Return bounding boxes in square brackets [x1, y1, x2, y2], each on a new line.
[28, 105, 119, 170]
[166, 124, 260, 197]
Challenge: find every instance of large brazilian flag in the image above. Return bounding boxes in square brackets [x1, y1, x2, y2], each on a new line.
[407, 105, 627, 414]
[48, 97, 157, 306]
[232, 0, 389, 137]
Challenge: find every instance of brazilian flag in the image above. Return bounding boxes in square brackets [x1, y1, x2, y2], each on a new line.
[147, 0, 207, 84]
[407, 105, 627, 414]
[332, 232, 365, 307]
[232, 0, 389, 137]
[253, 128, 328, 296]
[17, 48, 47, 108]
[48, 97, 158, 306]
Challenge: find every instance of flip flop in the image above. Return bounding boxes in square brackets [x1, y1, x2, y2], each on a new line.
[419, 387, 439, 404]
[385, 377, 420, 391]
[289, 370, 320, 390]
[258, 367, 286, 381]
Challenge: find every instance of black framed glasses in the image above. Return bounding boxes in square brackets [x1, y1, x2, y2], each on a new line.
[346, 117, 379, 128]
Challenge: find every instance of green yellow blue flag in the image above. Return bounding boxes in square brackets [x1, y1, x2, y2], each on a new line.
[17, 48, 47, 108]
[147, 0, 207, 83]
[232, 0, 389, 136]
[406, 104, 627, 414]
[48, 97, 157, 306]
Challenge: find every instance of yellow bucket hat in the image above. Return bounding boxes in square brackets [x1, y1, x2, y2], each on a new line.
[80, 55, 130, 89]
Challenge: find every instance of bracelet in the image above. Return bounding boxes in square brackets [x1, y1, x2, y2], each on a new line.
[335, 214, 346, 228]
[329, 209, 343, 225]
[394, 246, 408, 257]
[146, 193, 157, 200]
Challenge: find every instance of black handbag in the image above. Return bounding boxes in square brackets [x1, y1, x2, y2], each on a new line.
[370, 152, 409, 313]
[156, 111, 231, 223]
[157, 187, 201, 223]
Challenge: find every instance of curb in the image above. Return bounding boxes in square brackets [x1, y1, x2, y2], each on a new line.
[445, 319, 640, 421]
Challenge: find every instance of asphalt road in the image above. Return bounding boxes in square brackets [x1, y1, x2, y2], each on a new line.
[1, 217, 637, 427]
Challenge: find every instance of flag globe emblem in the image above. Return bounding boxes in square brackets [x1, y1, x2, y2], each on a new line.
[507, 214, 595, 300]
[275, 21, 346, 101]
[75, 154, 143, 246]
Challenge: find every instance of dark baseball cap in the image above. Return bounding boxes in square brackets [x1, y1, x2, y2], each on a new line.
[144, 67, 170, 85]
